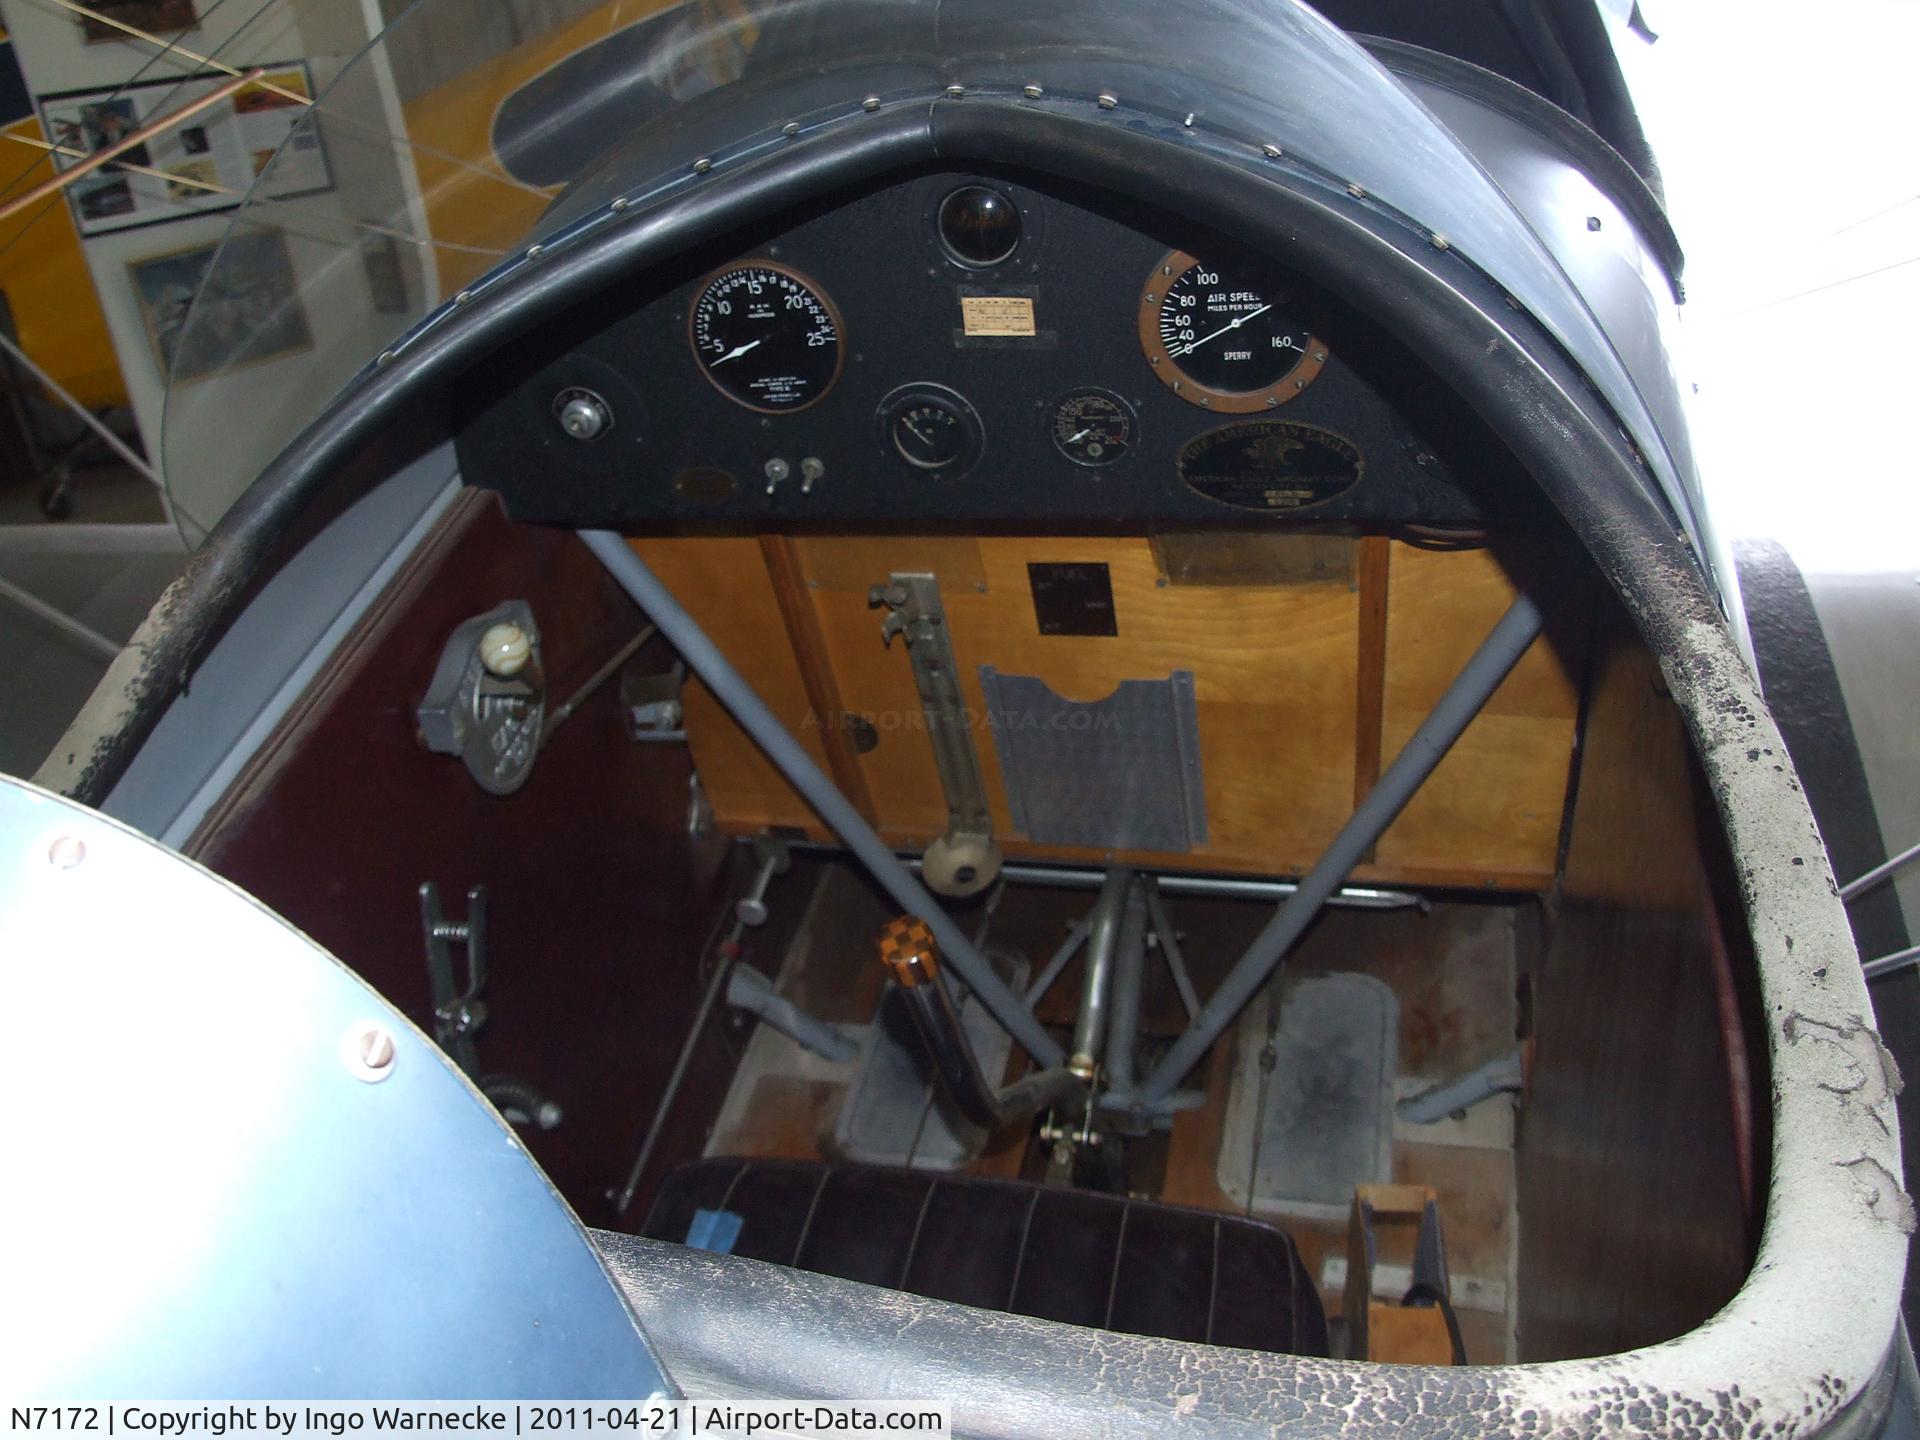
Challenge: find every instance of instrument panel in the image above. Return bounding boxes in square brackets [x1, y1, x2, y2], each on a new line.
[455, 172, 1515, 530]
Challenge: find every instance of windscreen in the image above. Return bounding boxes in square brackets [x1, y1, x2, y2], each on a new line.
[160, 0, 785, 536]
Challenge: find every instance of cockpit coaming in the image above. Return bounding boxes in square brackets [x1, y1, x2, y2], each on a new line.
[27, 2, 1905, 1433]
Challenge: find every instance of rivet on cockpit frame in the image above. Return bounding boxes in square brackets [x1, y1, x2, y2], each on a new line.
[782, 122, 800, 137]
[862, 96, 881, 112]
[1097, 93, 1118, 109]
[946, 85, 966, 100]
[693, 158, 713, 174]
[1262, 143, 1282, 159]
[1024, 85, 1044, 99]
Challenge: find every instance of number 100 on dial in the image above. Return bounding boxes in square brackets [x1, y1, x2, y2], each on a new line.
[1141, 249, 1327, 412]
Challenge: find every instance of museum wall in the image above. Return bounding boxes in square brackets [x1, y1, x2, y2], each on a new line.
[0, 0, 429, 531]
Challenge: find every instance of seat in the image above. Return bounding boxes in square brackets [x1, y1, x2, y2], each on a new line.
[639, 1157, 1329, 1357]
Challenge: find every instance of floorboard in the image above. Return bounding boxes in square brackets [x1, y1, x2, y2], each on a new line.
[693, 859, 1522, 1363]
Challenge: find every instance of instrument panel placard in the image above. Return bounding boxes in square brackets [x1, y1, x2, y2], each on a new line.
[1176, 420, 1363, 513]
[959, 294, 1037, 336]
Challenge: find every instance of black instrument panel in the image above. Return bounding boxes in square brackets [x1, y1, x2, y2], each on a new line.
[455, 170, 1514, 530]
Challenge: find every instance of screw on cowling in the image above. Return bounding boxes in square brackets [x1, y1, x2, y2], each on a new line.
[344, 1021, 398, 1082]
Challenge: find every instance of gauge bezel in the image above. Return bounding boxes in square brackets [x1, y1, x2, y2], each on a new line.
[687, 259, 846, 415]
[1138, 249, 1328, 413]
[1049, 386, 1138, 468]
[913, 174, 1046, 279]
[935, 184, 1024, 269]
[873, 382, 985, 478]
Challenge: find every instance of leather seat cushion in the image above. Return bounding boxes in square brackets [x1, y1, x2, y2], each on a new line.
[639, 1157, 1328, 1357]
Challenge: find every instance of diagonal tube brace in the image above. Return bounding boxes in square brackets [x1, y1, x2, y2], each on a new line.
[580, 529, 1063, 1067]
[1135, 592, 1546, 1106]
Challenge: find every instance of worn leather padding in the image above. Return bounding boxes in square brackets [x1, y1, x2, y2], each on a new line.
[638, 1157, 1328, 1357]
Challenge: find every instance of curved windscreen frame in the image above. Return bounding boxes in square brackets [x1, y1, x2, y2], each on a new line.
[160, 0, 1701, 554]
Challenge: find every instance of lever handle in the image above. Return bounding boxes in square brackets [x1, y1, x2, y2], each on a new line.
[877, 914, 1082, 1130]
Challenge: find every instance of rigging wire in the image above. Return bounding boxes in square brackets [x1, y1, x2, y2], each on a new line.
[0, 0, 285, 272]
[0, 0, 262, 203]
[1728, 251, 1920, 317]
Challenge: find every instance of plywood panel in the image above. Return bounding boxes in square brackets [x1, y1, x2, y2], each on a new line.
[629, 535, 828, 833]
[797, 534, 1362, 874]
[642, 532, 1584, 890]
[1374, 543, 1582, 884]
[1515, 618, 1755, 1360]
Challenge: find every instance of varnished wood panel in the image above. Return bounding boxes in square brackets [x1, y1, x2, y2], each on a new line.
[761, 535, 877, 823]
[1515, 617, 1755, 1360]
[1374, 543, 1583, 884]
[802, 534, 1362, 872]
[1353, 536, 1392, 810]
[629, 535, 831, 833]
[647, 533, 1584, 890]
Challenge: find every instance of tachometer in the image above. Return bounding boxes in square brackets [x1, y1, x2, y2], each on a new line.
[689, 261, 843, 413]
[1139, 250, 1326, 412]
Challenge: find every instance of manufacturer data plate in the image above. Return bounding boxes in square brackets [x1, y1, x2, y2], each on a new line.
[1177, 419, 1363, 513]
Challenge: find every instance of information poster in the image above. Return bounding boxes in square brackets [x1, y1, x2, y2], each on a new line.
[37, 61, 331, 237]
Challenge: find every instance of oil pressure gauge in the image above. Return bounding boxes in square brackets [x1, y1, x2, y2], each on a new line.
[875, 383, 984, 477]
[1051, 387, 1136, 467]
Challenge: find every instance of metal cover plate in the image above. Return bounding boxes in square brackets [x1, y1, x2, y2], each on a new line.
[0, 775, 672, 1399]
[979, 666, 1207, 853]
[834, 953, 1029, 1170]
[1217, 973, 1400, 1222]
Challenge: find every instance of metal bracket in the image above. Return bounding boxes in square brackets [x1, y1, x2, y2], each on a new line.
[623, 660, 687, 742]
[868, 572, 1001, 897]
[417, 600, 547, 796]
[420, 881, 487, 1074]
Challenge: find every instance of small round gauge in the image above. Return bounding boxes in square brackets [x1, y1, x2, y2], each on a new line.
[1051, 388, 1137, 467]
[689, 261, 843, 413]
[1139, 249, 1328, 412]
[937, 184, 1022, 268]
[875, 383, 984, 477]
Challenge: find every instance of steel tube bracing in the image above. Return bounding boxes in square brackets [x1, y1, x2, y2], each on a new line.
[1145, 878, 1201, 1019]
[1103, 879, 1151, 1093]
[580, 529, 1063, 1067]
[1135, 593, 1546, 1105]
[1024, 917, 1089, 1008]
[1069, 867, 1132, 1078]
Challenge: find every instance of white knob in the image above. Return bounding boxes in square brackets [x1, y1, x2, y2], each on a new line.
[479, 621, 531, 677]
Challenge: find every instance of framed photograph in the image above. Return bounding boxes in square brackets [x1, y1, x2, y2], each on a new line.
[128, 228, 313, 383]
[37, 61, 330, 236]
[78, 0, 198, 43]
